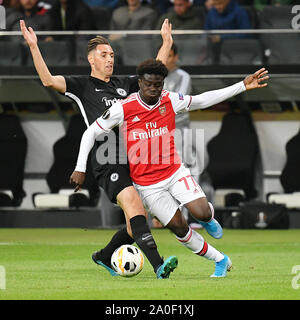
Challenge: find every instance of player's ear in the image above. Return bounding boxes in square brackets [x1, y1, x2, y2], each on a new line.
[87, 52, 94, 66]
[138, 78, 142, 88]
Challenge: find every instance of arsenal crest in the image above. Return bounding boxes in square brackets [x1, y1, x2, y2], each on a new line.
[159, 105, 166, 116]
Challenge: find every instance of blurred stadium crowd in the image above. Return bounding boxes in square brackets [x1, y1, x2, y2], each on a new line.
[3, 0, 298, 32]
[1, 0, 299, 67]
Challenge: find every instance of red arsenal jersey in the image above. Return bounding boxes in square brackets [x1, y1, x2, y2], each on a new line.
[119, 90, 191, 185]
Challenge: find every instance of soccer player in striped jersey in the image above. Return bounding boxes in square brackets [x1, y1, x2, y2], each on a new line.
[71, 59, 269, 277]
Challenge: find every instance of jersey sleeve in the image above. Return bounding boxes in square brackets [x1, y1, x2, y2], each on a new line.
[96, 101, 124, 131]
[168, 91, 192, 114]
[64, 76, 86, 98]
[75, 101, 124, 172]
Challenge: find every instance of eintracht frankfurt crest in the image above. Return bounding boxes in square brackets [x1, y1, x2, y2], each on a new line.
[159, 105, 166, 116]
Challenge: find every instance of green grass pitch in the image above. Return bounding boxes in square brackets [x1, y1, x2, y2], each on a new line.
[0, 228, 300, 300]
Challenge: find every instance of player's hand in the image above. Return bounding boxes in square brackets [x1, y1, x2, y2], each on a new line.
[69, 171, 86, 192]
[20, 20, 38, 49]
[243, 68, 269, 90]
[160, 18, 173, 45]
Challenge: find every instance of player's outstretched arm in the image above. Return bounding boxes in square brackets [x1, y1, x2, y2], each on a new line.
[70, 121, 104, 191]
[156, 19, 173, 65]
[20, 20, 66, 93]
[189, 68, 269, 111]
[70, 103, 123, 192]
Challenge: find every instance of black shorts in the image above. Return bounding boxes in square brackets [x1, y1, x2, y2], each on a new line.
[95, 164, 133, 204]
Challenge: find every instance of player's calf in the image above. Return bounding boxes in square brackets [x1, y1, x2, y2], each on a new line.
[175, 226, 230, 277]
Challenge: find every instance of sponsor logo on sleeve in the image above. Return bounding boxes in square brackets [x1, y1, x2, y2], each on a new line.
[102, 109, 110, 120]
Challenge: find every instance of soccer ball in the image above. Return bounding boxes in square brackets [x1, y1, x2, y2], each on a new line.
[111, 245, 144, 277]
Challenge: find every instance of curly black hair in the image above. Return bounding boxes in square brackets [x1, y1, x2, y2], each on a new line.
[136, 59, 168, 79]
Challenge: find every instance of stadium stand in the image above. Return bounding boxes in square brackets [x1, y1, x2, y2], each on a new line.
[173, 35, 208, 65]
[75, 39, 90, 66]
[0, 41, 25, 66]
[219, 38, 264, 65]
[0, 114, 27, 207]
[242, 5, 259, 29]
[205, 110, 261, 207]
[120, 36, 156, 66]
[268, 127, 300, 209]
[25, 40, 73, 66]
[258, 5, 300, 64]
[91, 6, 112, 30]
[32, 114, 100, 209]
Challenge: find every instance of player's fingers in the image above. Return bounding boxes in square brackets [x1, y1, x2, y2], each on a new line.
[259, 83, 268, 87]
[258, 75, 269, 82]
[28, 27, 34, 34]
[254, 68, 266, 76]
[259, 70, 268, 76]
[20, 20, 26, 33]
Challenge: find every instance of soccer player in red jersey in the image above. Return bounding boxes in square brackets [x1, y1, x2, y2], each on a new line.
[71, 59, 269, 277]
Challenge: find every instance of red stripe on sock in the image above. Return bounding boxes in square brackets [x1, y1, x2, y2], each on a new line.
[197, 241, 208, 256]
[177, 228, 193, 243]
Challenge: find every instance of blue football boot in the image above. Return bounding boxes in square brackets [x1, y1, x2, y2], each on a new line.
[199, 218, 223, 239]
[210, 254, 232, 278]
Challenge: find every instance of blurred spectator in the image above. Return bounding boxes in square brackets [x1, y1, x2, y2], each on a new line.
[205, 0, 214, 10]
[6, 0, 54, 31]
[205, 0, 251, 63]
[110, 0, 157, 31]
[82, 0, 120, 8]
[156, 0, 204, 30]
[49, 0, 95, 30]
[205, 0, 251, 35]
[2, 0, 19, 8]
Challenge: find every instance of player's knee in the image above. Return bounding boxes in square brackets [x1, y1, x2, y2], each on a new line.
[117, 186, 145, 217]
[166, 213, 189, 238]
[202, 203, 212, 221]
[190, 201, 212, 222]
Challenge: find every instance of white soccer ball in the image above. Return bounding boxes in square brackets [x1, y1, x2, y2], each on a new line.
[111, 245, 144, 277]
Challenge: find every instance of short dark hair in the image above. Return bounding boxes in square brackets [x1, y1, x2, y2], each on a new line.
[87, 36, 110, 56]
[136, 59, 168, 79]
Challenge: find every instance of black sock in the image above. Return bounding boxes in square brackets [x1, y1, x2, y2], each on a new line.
[96, 227, 134, 266]
[130, 215, 163, 273]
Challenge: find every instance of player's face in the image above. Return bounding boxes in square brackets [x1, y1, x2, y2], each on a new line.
[90, 44, 114, 79]
[139, 74, 164, 105]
